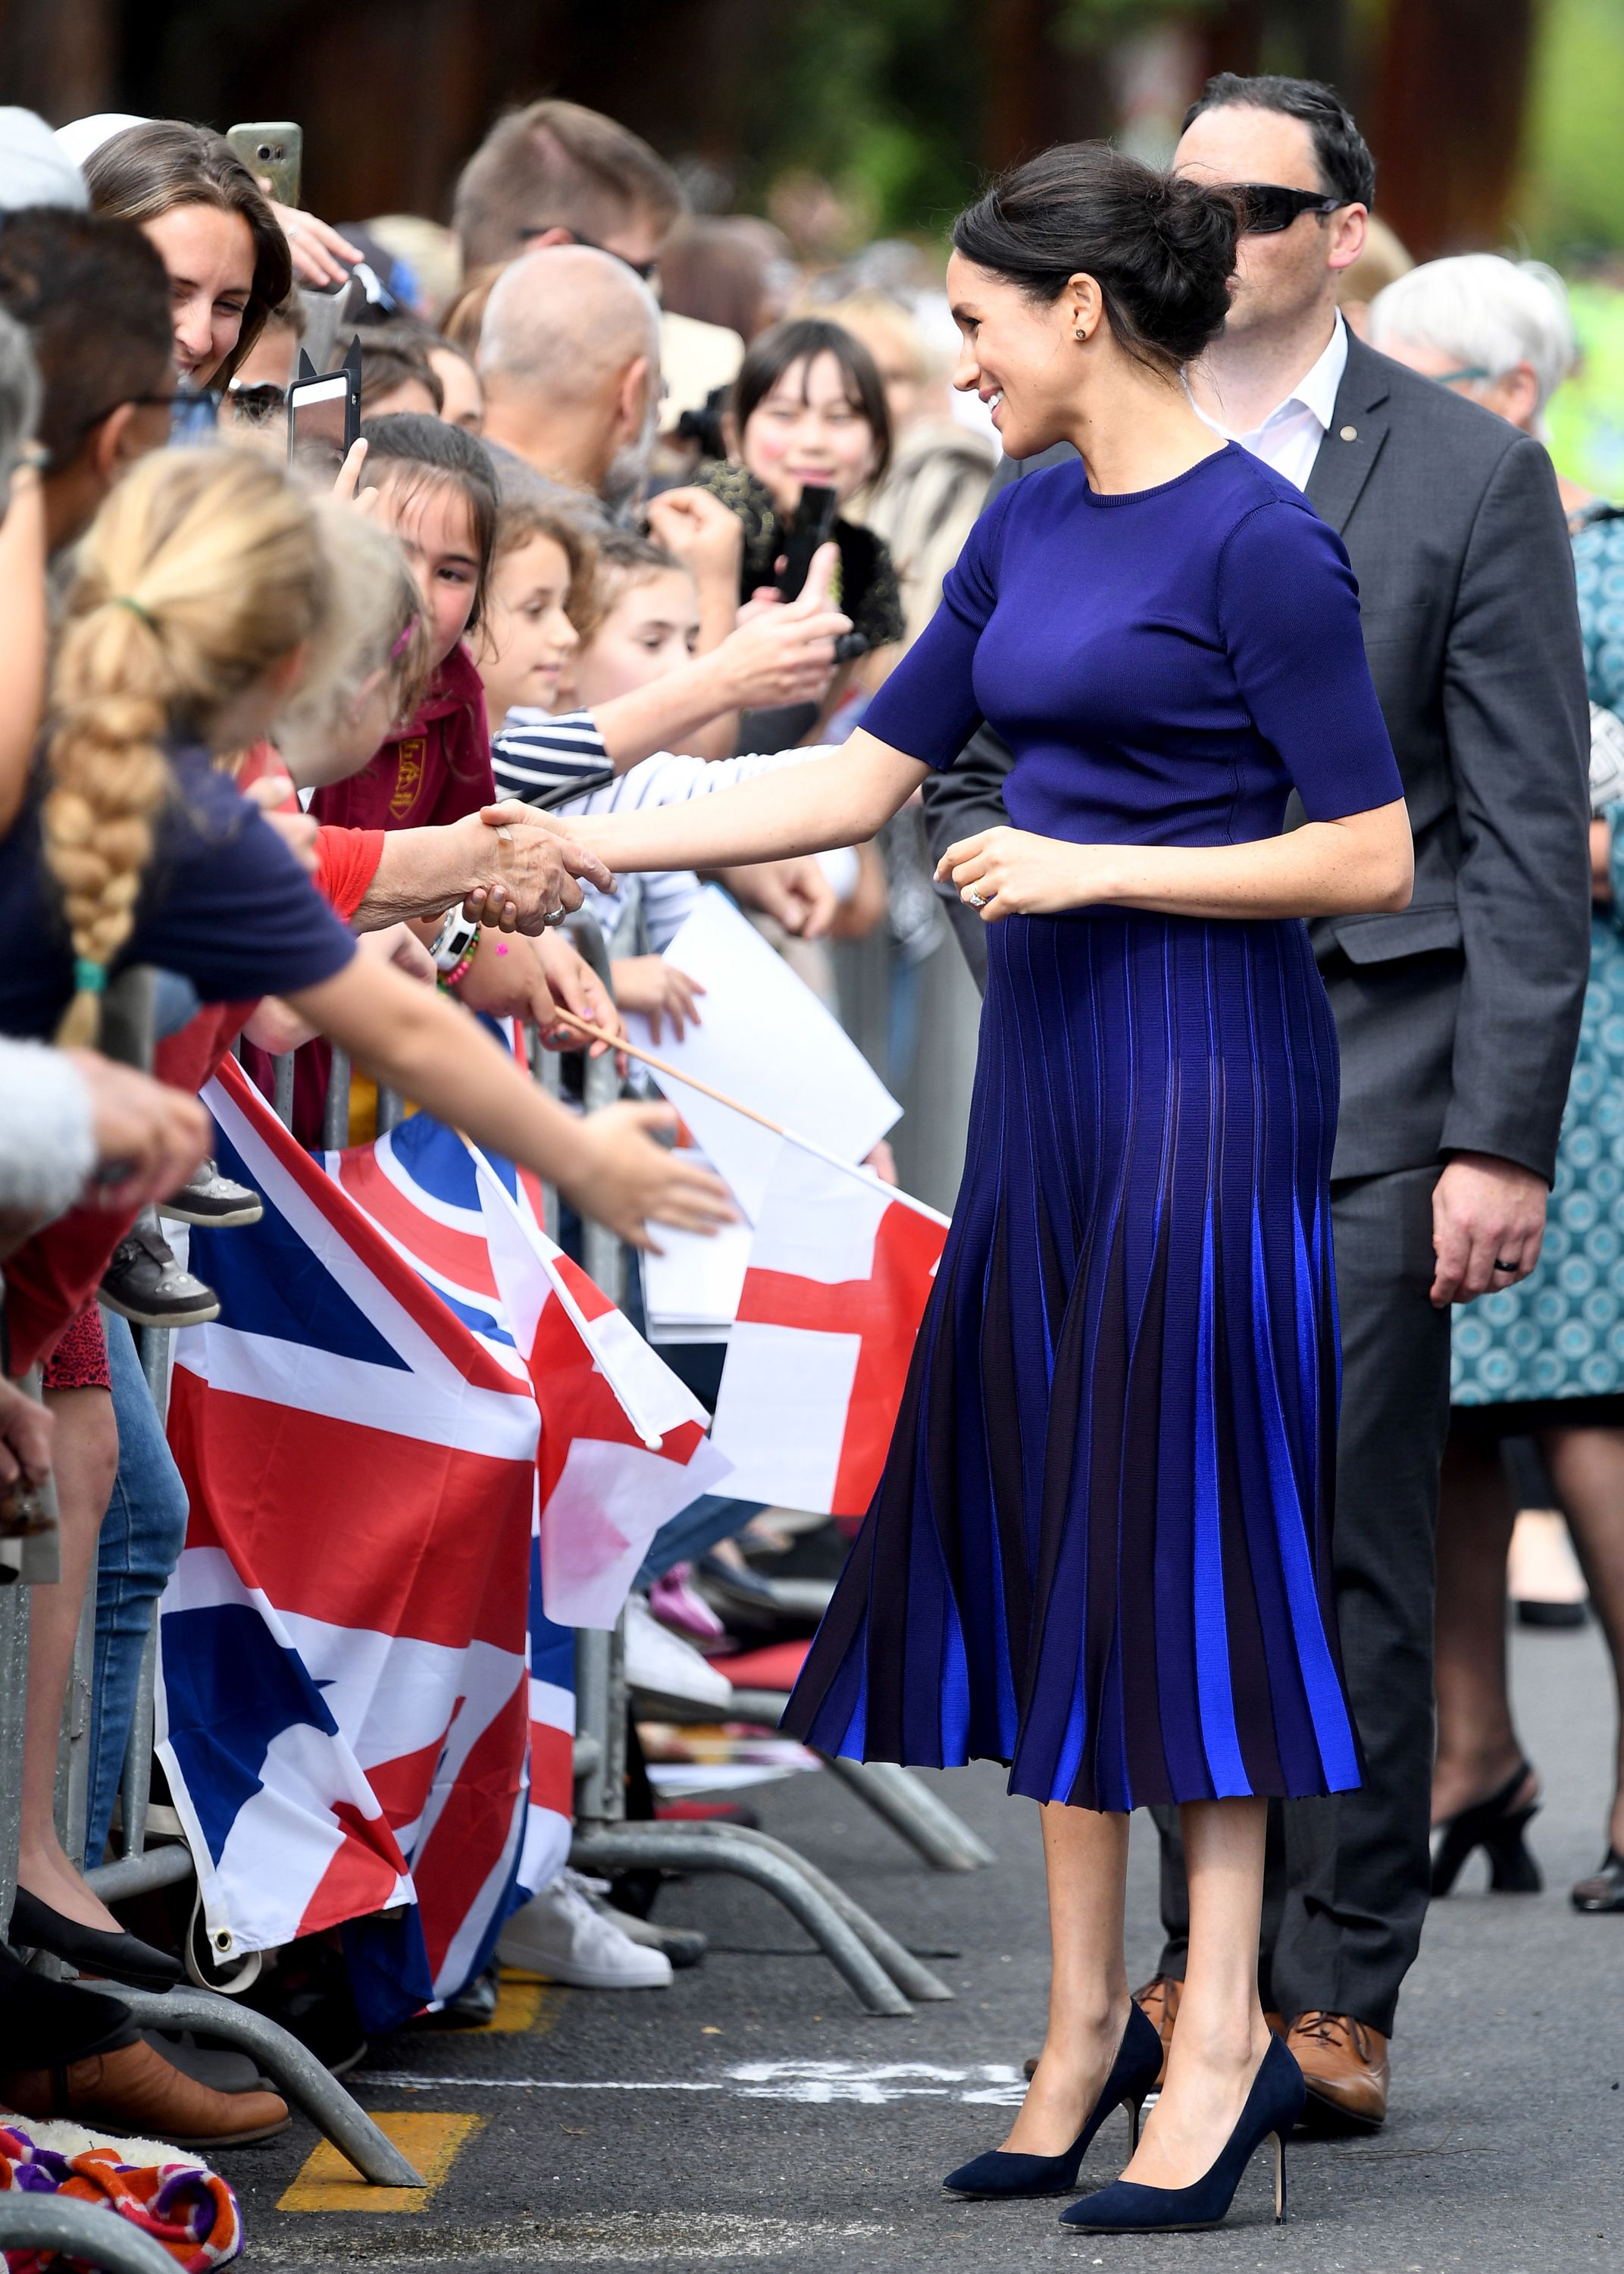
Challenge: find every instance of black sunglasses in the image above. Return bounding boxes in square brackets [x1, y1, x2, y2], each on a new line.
[518, 224, 659, 283]
[1234, 183, 1347, 235]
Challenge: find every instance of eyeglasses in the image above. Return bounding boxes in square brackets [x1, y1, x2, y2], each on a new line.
[1428, 365, 1493, 387]
[518, 224, 659, 283]
[1233, 183, 1347, 235]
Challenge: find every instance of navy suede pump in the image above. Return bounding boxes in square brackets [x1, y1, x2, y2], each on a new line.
[943, 2002, 1163, 2200]
[1059, 2031, 1306, 2233]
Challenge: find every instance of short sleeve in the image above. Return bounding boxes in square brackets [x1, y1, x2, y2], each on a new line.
[130, 764, 357, 1002]
[859, 481, 1017, 769]
[1216, 499, 1403, 820]
[314, 826, 386, 923]
[492, 706, 611, 804]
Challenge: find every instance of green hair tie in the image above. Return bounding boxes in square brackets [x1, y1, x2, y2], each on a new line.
[113, 595, 157, 631]
[73, 958, 108, 995]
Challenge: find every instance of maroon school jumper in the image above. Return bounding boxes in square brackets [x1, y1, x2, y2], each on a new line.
[243, 644, 494, 1144]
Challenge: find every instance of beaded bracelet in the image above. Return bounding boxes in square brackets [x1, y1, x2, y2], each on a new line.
[438, 951, 474, 994]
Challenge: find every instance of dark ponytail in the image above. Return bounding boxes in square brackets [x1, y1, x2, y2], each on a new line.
[952, 143, 1237, 368]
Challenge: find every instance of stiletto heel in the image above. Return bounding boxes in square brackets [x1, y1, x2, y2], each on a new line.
[1431, 1761, 1542, 1897]
[1126, 2095, 1144, 2153]
[1059, 2034, 1306, 2235]
[943, 2004, 1163, 2200]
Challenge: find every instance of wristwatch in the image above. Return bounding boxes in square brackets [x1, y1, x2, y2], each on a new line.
[430, 909, 480, 971]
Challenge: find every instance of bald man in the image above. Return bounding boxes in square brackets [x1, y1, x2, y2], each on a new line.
[477, 245, 661, 512]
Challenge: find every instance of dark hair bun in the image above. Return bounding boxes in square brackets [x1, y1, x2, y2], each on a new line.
[952, 143, 1237, 367]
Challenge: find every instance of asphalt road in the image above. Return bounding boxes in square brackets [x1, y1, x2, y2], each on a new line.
[219, 1617, 1624, 2272]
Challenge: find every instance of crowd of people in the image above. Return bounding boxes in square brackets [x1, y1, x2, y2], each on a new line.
[0, 59, 1619, 2243]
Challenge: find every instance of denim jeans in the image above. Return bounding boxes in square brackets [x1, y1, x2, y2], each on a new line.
[86, 1311, 189, 1865]
[634, 1492, 765, 1591]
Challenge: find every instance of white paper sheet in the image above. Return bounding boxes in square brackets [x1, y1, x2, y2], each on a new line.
[624, 888, 900, 1221]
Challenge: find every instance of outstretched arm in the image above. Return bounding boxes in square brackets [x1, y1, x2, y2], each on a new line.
[525, 730, 928, 878]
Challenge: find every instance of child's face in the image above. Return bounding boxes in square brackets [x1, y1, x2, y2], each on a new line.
[738, 350, 881, 515]
[279, 669, 398, 790]
[570, 569, 700, 707]
[373, 472, 481, 666]
[477, 534, 578, 719]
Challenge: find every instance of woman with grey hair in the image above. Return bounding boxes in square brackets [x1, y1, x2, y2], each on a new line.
[1375, 252, 1624, 1917]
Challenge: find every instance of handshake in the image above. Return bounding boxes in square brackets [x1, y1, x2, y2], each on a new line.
[453, 804, 612, 935]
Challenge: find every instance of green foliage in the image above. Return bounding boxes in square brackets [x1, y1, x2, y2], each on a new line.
[1519, 0, 1624, 254]
[731, 0, 987, 240]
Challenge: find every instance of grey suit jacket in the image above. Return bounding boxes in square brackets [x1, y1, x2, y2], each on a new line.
[919, 334, 1592, 1182]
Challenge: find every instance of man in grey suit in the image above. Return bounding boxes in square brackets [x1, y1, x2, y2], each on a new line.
[922, 74, 1591, 2128]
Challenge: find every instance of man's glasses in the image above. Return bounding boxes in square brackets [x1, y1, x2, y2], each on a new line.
[518, 224, 659, 283]
[1428, 365, 1493, 387]
[1233, 184, 1347, 235]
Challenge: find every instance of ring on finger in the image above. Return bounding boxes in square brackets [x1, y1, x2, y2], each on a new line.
[542, 905, 568, 928]
[963, 887, 988, 910]
[1493, 1257, 1519, 1274]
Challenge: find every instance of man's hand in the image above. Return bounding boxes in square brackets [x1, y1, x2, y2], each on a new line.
[453, 807, 612, 934]
[67, 1051, 211, 1213]
[610, 954, 706, 1045]
[645, 487, 745, 584]
[711, 543, 850, 710]
[716, 856, 838, 940]
[0, 1375, 52, 1494]
[1431, 1151, 1550, 1308]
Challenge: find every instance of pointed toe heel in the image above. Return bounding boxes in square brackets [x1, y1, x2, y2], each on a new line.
[1431, 1762, 1542, 1898]
[1059, 2034, 1305, 2235]
[944, 2003, 1162, 2200]
[8, 1887, 183, 1991]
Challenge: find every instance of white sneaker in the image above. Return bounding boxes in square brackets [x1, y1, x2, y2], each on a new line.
[496, 1870, 674, 1988]
[622, 1593, 734, 1710]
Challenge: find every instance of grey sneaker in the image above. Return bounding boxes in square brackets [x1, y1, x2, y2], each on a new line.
[99, 1211, 221, 1329]
[158, 1158, 263, 1229]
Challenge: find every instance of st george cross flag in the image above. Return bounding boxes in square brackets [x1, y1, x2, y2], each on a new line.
[158, 1060, 541, 2018]
[708, 1138, 948, 1517]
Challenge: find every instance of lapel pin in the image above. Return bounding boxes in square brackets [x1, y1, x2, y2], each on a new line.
[1339, 424, 1358, 441]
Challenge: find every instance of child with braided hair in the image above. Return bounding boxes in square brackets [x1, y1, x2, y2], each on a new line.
[0, 445, 732, 2007]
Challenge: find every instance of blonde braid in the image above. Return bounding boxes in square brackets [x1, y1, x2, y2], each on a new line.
[42, 446, 328, 1045]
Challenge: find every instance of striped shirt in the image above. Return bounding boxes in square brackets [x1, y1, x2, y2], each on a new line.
[490, 706, 842, 954]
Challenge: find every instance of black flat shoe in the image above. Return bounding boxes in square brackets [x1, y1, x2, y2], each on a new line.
[9, 1886, 183, 1991]
[1571, 1849, 1624, 1913]
[1430, 1761, 1542, 1897]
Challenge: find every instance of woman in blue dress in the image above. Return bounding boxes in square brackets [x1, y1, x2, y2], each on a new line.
[565, 144, 1410, 2233]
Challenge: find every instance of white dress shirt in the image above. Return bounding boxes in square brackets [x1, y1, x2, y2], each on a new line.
[1200, 315, 1350, 494]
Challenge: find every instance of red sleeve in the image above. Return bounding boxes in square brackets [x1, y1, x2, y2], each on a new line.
[314, 825, 386, 922]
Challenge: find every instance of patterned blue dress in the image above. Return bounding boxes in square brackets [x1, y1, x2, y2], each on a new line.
[781, 446, 1403, 1810]
[1451, 504, 1624, 1422]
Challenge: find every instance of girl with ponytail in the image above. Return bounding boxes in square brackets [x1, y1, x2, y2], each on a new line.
[1, 443, 731, 1973]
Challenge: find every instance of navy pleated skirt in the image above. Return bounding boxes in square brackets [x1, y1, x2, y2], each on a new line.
[782, 907, 1362, 1812]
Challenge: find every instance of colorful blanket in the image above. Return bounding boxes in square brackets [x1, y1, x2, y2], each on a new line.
[0, 2120, 241, 2269]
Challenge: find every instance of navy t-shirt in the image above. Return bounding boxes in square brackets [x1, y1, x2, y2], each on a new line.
[862, 442, 1403, 847]
[0, 742, 357, 1042]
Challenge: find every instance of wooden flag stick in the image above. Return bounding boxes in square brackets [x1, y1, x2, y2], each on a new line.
[546, 1007, 789, 1138]
[545, 1006, 952, 1230]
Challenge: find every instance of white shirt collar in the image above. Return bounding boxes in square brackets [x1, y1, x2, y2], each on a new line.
[1200, 312, 1349, 445]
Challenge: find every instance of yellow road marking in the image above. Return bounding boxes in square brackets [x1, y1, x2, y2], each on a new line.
[488, 1965, 565, 2033]
[277, 2112, 484, 2213]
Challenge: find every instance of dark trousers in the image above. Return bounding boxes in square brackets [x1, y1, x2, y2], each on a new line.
[1153, 1164, 1453, 2039]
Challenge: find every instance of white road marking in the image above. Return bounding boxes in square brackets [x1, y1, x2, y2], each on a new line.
[362, 2058, 1028, 2106]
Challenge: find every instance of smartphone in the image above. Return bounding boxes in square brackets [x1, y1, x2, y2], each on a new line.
[775, 482, 839, 603]
[226, 121, 302, 208]
[286, 342, 360, 473]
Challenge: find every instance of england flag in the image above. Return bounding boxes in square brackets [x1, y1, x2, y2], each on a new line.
[708, 1139, 948, 1516]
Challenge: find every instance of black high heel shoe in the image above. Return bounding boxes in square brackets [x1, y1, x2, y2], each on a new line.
[943, 2003, 1162, 2200]
[1059, 2033, 1305, 2235]
[8, 1885, 183, 1991]
[1572, 1849, 1624, 1912]
[1430, 1761, 1542, 1896]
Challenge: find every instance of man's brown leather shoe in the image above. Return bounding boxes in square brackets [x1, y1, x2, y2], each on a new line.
[0, 2037, 290, 2147]
[1286, 2010, 1389, 2131]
